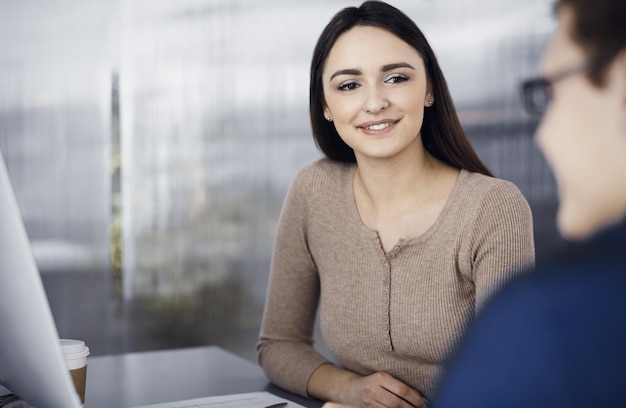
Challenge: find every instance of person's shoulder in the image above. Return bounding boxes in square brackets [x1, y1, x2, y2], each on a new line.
[484, 268, 560, 311]
[293, 158, 354, 187]
[546, 218, 626, 270]
[483, 247, 626, 326]
[456, 171, 531, 221]
[462, 170, 526, 201]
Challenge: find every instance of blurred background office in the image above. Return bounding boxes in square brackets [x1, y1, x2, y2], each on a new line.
[0, 0, 558, 362]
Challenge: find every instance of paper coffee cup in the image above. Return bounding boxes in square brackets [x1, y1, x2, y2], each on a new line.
[60, 339, 90, 406]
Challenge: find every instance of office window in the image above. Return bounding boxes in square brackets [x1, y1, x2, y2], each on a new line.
[0, 0, 558, 360]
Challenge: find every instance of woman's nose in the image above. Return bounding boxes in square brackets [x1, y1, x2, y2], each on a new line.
[363, 86, 390, 114]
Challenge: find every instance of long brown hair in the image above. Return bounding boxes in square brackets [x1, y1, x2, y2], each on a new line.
[309, 0, 493, 177]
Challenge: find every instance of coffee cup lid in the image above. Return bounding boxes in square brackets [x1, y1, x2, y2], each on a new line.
[60, 339, 90, 359]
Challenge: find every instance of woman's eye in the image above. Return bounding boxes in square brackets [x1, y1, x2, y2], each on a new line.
[385, 75, 409, 84]
[337, 81, 360, 91]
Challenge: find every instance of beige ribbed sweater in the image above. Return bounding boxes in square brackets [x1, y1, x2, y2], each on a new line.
[257, 159, 535, 401]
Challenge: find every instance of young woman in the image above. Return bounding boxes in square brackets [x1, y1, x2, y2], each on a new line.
[257, 1, 535, 407]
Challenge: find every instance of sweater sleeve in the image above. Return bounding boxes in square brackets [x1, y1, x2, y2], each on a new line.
[467, 181, 535, 313]
[256, 166, 330, 397]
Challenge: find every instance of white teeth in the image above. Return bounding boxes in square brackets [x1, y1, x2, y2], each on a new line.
[366, 122, 392, 130]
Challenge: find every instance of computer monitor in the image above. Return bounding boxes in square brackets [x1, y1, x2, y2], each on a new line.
[0, 149, 82, 408]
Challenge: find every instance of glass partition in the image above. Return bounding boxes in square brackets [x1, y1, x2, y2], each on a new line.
[0, 0, 558, 360]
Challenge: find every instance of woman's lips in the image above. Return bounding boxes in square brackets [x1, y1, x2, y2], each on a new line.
[359, 119, 399, 134]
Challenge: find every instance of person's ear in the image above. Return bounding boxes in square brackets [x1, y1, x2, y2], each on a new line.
[323, 106, 332, 122]
[424, 93, 434, 107]
[424, 80, 434, 107]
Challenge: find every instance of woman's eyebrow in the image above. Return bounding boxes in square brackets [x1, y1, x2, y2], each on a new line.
[381, 62, 415, 72]
[329, 68, 361, 80]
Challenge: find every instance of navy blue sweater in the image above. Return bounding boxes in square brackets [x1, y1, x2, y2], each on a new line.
[434, 219, 626, 407]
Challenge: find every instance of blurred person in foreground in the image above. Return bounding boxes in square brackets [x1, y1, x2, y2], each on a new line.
[435, 0, 626, 405]
[325, 0, 626, 406]
[257, 1, 535, 407]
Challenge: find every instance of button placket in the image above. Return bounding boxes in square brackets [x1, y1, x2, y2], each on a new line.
[381, 256, 393, 351]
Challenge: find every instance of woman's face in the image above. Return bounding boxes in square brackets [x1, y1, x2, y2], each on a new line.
[321, 25, 432, 163]
[537, 6, 626, 239]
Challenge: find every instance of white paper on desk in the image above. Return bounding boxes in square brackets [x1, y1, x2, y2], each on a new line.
[131, 391, 306, 408]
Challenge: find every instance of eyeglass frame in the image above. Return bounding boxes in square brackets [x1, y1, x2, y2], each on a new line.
[520, 63, 590, 117]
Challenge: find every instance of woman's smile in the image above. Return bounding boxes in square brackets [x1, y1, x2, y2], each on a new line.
[358, 119, 400, 135]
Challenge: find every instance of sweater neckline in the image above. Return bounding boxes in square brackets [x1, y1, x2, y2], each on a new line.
[345, 166, 468, 253]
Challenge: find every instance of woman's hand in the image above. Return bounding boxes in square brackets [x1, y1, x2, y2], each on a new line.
[342, 371, 428, 407]
[308, 365, 428, 408]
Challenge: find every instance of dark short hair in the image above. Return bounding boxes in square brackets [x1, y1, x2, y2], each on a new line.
[309, 0, 492, 176]
[556, 0, 626, 86]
